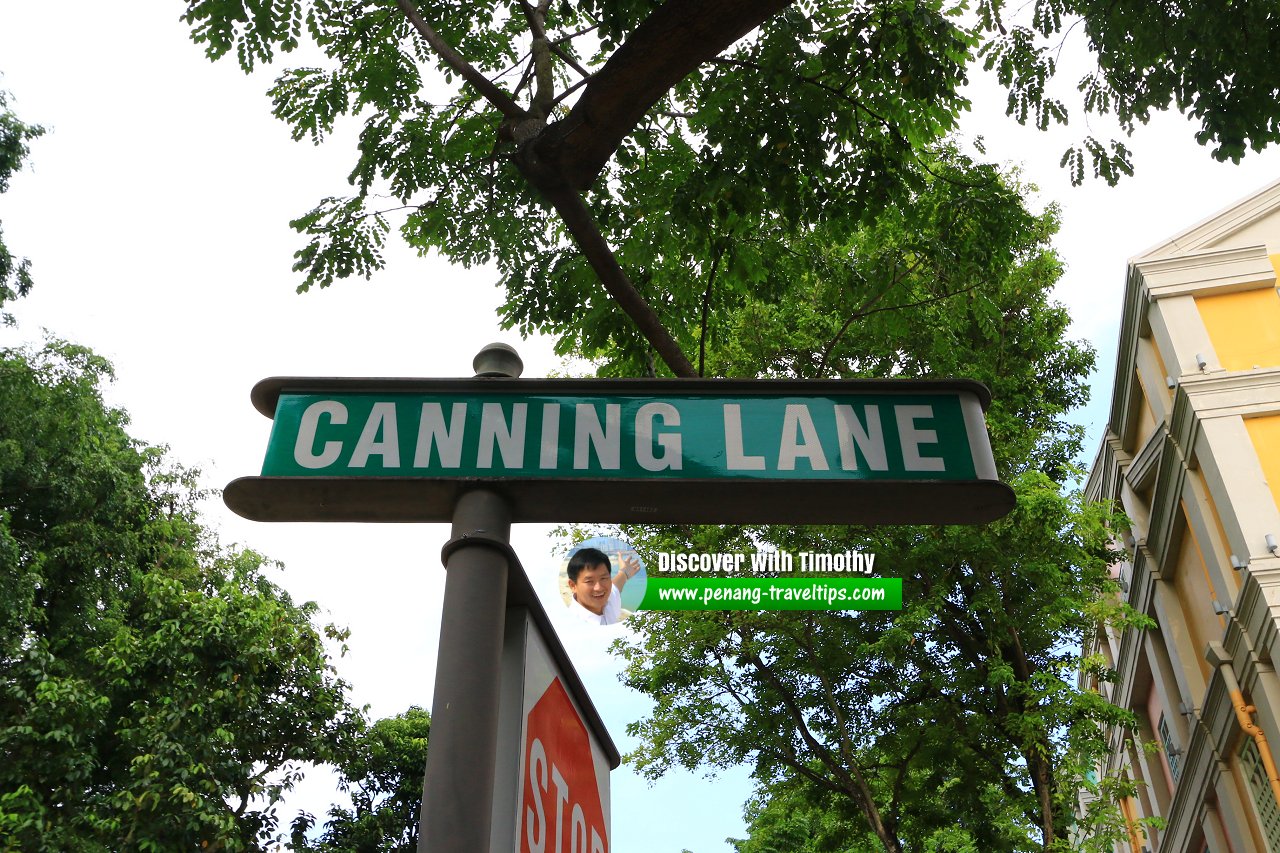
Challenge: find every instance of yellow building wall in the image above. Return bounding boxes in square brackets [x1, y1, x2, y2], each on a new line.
[1134, 372, 1157, 449]
[1171, 508, 1220, 688]
[1196, 287, 1280, 370]
[1149, 336, 1170, 396]
[1246, 414, 1280, 512]
[1200, 484, 1241, 593]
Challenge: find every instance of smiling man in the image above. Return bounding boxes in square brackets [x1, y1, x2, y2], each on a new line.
[566, 547, 641, 626]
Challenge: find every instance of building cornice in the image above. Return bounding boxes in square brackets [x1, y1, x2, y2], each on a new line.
[1109, 267, 1150, 446]
[1126, 420, 1169, 493]
[1146, 439, 1187, 574]
[1134, 244, 1275, 301]
[1106, 243, 1274, 454]
[1178, 368, 1280, 420]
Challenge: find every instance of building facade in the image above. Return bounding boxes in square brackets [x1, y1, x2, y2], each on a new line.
[1085, 179, 1280, 852]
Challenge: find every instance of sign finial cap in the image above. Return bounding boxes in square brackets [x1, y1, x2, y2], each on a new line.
[473, 343, 523, 378]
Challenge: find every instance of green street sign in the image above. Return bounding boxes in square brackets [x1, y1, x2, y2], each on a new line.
[224, 377, 1014, 524]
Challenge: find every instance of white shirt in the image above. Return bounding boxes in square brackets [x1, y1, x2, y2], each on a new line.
[569, 585, 622, 625]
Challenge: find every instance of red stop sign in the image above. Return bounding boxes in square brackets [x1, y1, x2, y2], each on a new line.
[520, 677, 608, 853]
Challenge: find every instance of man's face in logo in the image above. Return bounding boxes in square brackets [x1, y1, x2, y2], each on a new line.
[568, 563, 612, 615]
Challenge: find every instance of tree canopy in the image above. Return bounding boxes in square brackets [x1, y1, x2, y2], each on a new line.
[180, 0, 1280, 375]
[0, 339, 362, 851]
[292, 706, 431, 853]
[0, 84, 43, 323]
[605, 158, 1149, 852]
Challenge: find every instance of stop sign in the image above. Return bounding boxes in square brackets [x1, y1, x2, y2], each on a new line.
[520, 677, 608, 853]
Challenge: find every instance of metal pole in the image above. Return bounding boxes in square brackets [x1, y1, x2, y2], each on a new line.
[418, 344, 522, 853]
[418, 489, 511, 852]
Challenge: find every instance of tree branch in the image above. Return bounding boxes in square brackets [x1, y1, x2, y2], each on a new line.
[395, 0, 526, 120]
[757, 743, 849, 797]
[740, 644, 901, 853]
[698, 245, 725, 377]
[549, 41, 593, 81]
[519, 1, 556, 117]
[530, 0, 795, 190]
[856, 282, 981, 322]
[522, 6, 594, 82]
[1002, 609, 1060, 848]
[550, 75, 591, 108]
[798, 616, 861, 773]
[816, 258, 918, 377]
[796, 616, 903, 842]
[539, 186, 697, 376]
[496, 0, 793, 376]
[552, 23, 600, 45]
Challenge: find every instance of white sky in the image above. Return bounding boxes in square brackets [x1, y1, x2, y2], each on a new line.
[2, 4, 1279, 851]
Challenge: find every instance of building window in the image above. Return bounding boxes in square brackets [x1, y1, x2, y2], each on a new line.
[1159, 712, 1182, 782]
[1240, 736, 1280, 851]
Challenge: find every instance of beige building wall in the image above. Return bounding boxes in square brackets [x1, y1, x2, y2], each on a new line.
[1084, 179, 1280, 853]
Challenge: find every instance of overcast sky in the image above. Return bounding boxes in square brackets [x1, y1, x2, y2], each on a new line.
[3, 4, 1280, 851]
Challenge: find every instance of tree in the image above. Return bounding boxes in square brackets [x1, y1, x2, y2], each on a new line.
[292, 707, 431, 853]
[0, 83, 43, 323]
[730, 778, 886, 853]
[623, 479, 1140, 853]
[605, 157, 1150, 852]
[179, 0, 1280, 376]
[0, 340, 362, 851]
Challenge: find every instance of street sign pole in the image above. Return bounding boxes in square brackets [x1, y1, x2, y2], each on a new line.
[418, 346, 521, 853]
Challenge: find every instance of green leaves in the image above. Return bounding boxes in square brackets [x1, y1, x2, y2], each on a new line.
[0, 84, 44, 321]
[982, 26, 1068, 132]
[1071, 0, 1280, 162]
[0, 341, 360, 851]
[271, 67, 351, 143]
[1059, 137, 1134, 187]
[293, 707, 430, 852]
[620, 475, 1132, 851]
[183, 0, 306, 70]
[0, 87, 42, 196]
[157, 0, 1271, 844]
[179, 0, 1280, 374]
[290, 195, 389, 290]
